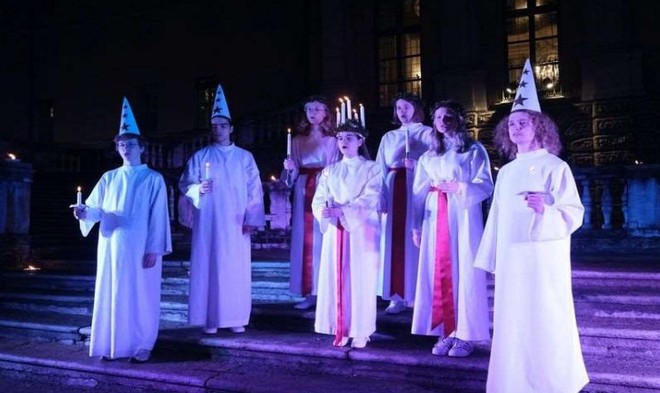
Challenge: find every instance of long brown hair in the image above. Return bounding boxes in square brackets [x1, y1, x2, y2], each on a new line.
[297, 96, 335, 137]
[428, 100, 474, 155]
[391, 93, 425, 126]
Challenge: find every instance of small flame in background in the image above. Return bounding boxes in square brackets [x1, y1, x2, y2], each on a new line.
[24, 265, 41, 272]
[270, 175, 277, 181]
[7, 153, 16, 160]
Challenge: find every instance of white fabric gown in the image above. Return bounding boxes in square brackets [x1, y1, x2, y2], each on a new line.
[284, 134, 340, 296]
[411, 141, 493, 340]
[375, 122, 434, 301]
[79, 164, 172, 358]
[474, 148, 589, 393]
[312, 156, 382, 339]
[179, 143, 265, 329]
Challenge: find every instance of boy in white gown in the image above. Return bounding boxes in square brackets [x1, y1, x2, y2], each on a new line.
[474, 59, 589, 393]
[73, 97, 172, 363]
[179, 84, 265, 334]
[312, 120, 382, 349]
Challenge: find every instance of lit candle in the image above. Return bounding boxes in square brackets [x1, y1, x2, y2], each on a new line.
[405, 127, 410, 156]
[286, 128, 292, 157]
[359, 104, 365, 128]
[352, 108, 358, 120]
[344, 96, 352, 124]
[76, 186, 82, 206]
[335, 107, 340, 127]
[339, 98, 346, 124]
[205, 162, 210, 180]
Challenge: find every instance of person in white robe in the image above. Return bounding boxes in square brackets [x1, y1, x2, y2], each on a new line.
[73, 97, 172, 363]
[411, 100, 493, 357]
[375, 93, 434, 314]
[313, 120, 382, 349]
[474, 59, 589, 393]
[282, 96, 340, 310]
[179, 85, 265, 334]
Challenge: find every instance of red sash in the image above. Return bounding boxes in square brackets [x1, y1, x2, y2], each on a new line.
[429, 187, 456, 336]
[333, 221, 346, 346]
[388, 167, 407, 298]
[299, 167, 323, 296]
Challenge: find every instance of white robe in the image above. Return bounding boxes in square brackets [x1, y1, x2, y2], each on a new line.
[79, 164, 172, 358]
[179, 143, 265, 329]
[375, 123, 434, 301]
[283, 134, 340, 296]
[312, 156, 382, 338]
[474, 148, 589, 393]
[411, 141, 492, 340]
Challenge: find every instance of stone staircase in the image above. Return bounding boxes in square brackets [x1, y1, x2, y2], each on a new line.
[0, 256, 658, 392]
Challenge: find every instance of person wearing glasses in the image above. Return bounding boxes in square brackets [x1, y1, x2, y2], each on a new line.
[72, 97, 172, 363]
[282, 96, 340, 310]
[179, 84, 265, 335]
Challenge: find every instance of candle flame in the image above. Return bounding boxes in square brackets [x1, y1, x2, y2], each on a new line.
[287, 128, 291, 134]
[344, 96, 350, 101]
[339, 98, 344, 103]
[77, 186, 81, 192]
[205, 162, 210, 168]
[24, 265, 41, 272]
[7, 153, 16, 160]
[270, 175, 277, 181]
[359, 103, 363, 107]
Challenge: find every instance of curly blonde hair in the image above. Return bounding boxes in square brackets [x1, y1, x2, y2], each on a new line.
[494, 110, 562, 159]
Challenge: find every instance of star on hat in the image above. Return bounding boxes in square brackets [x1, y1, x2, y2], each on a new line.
[118, 97, 141, 136]
[211, 84, 231, 121]
[511, 58, 541, 113]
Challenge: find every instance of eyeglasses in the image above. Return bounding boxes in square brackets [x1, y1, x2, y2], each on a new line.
[117, 142, 140, 149]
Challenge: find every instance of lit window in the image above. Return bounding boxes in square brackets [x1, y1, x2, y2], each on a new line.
[376, 0, 422, 107]
[505, 0, 560, 96]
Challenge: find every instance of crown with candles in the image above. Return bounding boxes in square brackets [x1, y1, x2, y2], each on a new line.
[336, 118, 368, 139]
[336, 96, 366, 129]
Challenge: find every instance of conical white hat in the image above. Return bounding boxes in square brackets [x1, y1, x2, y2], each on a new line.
[211, 84, 231, 121]
[118, 97, 141, 135]
[511, 58, 541, 113]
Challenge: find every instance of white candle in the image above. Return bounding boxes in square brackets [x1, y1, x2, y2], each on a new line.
[352, 109, 358, 120]
[405, 127, 410, 155]
[287, 128, 292, 156]
[205, 162, 210, 179]
[344, 96, 352, 124]
[76, 186, 82, 206]
[339, 98, 346, 124]
[359, 104, 365, 128]
[335, 107, 340, 127]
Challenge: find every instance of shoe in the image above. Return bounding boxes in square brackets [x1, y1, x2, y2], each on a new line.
[333, 336, 349, 347]
[230, 326, 245, 333]
[351, 337, 369, 349]
[294, 295, 316, 310]
[203, 327, 218, 334]
[431, 337, 456, 356]
[129, 349, 151, 363]
[448, 339, 474, 357]
[384, 300, 407, 314]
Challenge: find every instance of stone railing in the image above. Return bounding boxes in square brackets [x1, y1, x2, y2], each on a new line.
[573, 164, 660, 237]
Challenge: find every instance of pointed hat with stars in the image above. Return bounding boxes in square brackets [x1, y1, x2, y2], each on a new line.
[211, 84, 231, 121]
[511, 58, 541, 114]
[118, 97, 141, 136]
